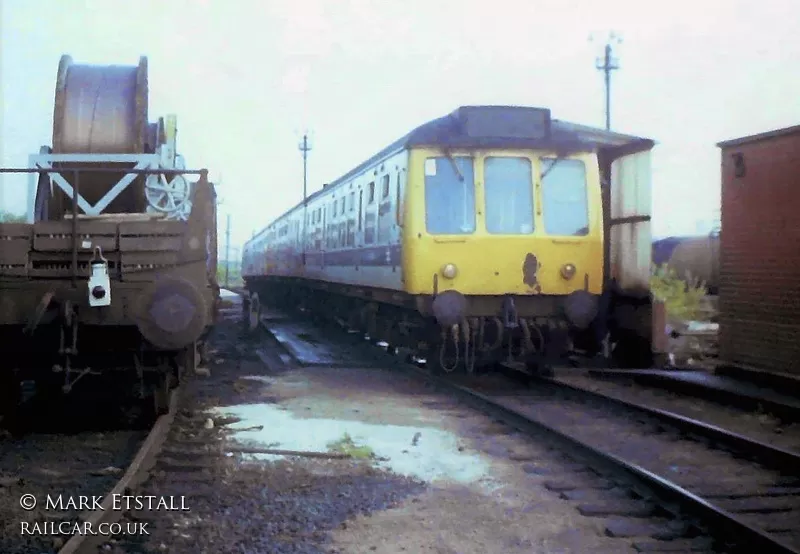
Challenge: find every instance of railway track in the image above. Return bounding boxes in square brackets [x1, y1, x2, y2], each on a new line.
[0, 390, 174, 554]
[261, 311, 800, 554]
[56, 390, 179, 554]
[437, 371, 800, 553]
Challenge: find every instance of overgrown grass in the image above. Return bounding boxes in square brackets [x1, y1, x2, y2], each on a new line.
[326, 433, 374, 459]
[650, 263, 709, 322]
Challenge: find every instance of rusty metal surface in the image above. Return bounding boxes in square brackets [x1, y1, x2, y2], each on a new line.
[719, 130, 800, 375]
[52, 55, 148, 154]
[133, 276, 209, 350]
[48, 55, 150, 216]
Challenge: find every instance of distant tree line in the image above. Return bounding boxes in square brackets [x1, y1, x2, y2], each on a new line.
[0, 211, 26, 223]
[217, 261, 243, 289]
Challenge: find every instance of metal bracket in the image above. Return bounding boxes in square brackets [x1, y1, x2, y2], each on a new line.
[28, 153, 161, 217]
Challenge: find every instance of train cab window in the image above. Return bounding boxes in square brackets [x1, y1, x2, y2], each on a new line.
[423, 156, 475, 235]
[484, 157, 534, 235]
[381, 175, 390, 198]
[368, 182, 375, 203]
[540, 158, 590, 236]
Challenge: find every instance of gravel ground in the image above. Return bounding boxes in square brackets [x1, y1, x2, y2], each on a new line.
[215, 327, 645, 554]
[552, 369, 800, 452]
[0, 424, 146, 553]
[483, 378, 800, 550]
[111, 298, 647, 553]
[103, 302, 423, 554]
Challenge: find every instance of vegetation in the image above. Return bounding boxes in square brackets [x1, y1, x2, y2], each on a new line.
[0, 211, 26, 223]
[216, 262, 243, 289]
[650, 263, 709, 322]
[326, 433, 374, 459]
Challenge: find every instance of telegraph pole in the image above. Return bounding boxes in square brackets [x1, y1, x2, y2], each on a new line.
[593, 32, 621, 131]
[298, 132, 312, 265]
[224, 213, 231, 288]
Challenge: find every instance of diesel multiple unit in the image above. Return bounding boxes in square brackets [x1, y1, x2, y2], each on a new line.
[243, 106, 656, 372]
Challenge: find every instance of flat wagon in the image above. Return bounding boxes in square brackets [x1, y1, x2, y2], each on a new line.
[0, 55, 219, 422]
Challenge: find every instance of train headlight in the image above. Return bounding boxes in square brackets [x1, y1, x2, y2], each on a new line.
[441, 263, 458, 279]
[560, 263, 577, 280]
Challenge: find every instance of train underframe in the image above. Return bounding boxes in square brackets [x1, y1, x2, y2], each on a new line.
[245, 276, 653, 373]
[0, 297, 207, 427]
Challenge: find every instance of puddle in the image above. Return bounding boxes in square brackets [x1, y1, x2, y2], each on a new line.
[238, 375, 276, 384]
[211, 402, 493, 486]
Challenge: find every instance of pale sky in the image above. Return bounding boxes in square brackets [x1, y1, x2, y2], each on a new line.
[2, 0, 799, 257]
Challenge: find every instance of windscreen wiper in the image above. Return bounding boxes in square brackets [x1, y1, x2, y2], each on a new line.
[443, 149, 464, 182]
[541, 155, 565, 180]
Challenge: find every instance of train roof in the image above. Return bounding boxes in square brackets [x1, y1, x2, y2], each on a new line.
[247, 105, 655, 243]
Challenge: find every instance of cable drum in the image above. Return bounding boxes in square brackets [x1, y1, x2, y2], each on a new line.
[43, 55, 150, 218]
[52, 55, 149, 154]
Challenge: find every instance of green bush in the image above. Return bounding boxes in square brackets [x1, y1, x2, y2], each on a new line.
[0, 211, 26, 223]
[650, 263, 708, 322]
[217, 263, 243, 288]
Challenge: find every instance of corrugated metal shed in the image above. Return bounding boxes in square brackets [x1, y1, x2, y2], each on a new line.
[717, 124, 800, 375]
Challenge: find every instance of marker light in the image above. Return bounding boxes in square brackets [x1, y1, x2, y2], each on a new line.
[441, 263, 458, 279]
[560, 263, 577, 280]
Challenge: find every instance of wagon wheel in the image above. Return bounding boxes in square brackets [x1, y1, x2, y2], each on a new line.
[152, 371, 171, 418]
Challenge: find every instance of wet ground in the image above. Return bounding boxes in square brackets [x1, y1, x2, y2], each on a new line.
[110, 292, 647, 553]
[152, 297, 641, 554]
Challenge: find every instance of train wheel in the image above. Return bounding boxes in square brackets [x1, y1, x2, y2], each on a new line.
[152, 373, 170, 417]
[248, 293, 261, 332]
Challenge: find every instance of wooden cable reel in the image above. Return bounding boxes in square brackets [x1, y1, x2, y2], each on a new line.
[38, 55, 150, 220]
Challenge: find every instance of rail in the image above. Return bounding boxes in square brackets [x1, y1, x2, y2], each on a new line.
[398, 365, 800, 554]
[57, 389, 179, 554]
[529, 372, 800, 473]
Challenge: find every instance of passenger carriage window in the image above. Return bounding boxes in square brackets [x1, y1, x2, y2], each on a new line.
[540, 158, 590, 236]
[382, 175, 390, 198]
[358, 190, 363, 231]
[424, 156, 475, 235]
[484, 157, 534, 235]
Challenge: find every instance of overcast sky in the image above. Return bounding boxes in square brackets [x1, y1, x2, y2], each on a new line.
[2, 0, 799, 254]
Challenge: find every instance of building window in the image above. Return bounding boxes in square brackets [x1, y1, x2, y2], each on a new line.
[368, 182, 375, 203]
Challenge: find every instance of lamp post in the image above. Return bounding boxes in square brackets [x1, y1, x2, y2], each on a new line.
[591, 31, 622, 131]
[298, 131, 312, 265]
